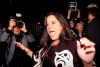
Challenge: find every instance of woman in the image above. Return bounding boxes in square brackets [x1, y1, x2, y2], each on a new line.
[15, 12, 95, 67]
[67, 9, 81, 38]
[75, 21, 85, 38]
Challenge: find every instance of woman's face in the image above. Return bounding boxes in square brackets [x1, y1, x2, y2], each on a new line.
[46, 15, 63, 40]
[75, 23, 83, 31]
[70, 20, 74, 28]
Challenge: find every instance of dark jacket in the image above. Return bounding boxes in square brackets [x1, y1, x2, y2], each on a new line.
[85, 17, 100, 67]
[0, 29, 35, 67]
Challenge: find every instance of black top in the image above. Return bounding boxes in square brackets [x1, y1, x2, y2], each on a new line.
[85, 17, 100, 67]
[9, 35, 33, 67]
[33, 40, 83, 67]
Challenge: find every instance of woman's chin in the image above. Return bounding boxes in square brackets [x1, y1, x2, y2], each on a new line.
[51, 38, 59, 41]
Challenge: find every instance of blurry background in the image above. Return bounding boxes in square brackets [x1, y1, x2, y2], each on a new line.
[0, 0, 99, 37]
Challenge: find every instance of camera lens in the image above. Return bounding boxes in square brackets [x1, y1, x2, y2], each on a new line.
[16, 20, 23, 28]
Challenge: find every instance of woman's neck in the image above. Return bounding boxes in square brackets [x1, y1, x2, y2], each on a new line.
[52, 39, 60, 47]
[78, 30, 83, 33]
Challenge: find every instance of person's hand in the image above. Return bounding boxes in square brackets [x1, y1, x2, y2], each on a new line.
[8, 19, 16, 30]
[14, 42, 33, 58]
[20, 21, 27, 33]
[14, 42, 25, 50]
[68, 9, 71, 14]
[77, 38, 95, 63]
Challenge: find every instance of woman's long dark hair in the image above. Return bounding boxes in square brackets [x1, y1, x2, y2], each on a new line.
[40, 12, 73, 55]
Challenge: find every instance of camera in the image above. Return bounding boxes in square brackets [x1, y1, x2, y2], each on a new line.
[10, 16, 23, 28]
[15, 20, 23, 28]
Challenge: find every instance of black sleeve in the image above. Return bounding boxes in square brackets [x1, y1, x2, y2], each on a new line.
[5, 29, 13, 35]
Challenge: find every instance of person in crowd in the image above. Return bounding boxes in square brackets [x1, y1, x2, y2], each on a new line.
[75, 20, 85, 38]
[0, 21, 4, 38]
[85, 7, 100, 67]
[0, 21, 4, 67]
[67, 8, 81, 21]
[67, 8, 81, 38]
[15, 12, 95, 67]
[0, 16, 35, 67]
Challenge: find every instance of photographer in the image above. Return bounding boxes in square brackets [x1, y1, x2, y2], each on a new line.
[0, 17, 35, 67]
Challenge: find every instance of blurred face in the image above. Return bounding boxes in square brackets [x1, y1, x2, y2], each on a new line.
[13, 26, 20, 35]
[88, 13, 94, 22]
[88, 14, 91, 21]
[70, 20, 74, 28]
[75, 23, 83, 31]
[46, 15, 63, 40]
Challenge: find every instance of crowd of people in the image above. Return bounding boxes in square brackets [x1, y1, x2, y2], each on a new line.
[0, 2, 100, 67]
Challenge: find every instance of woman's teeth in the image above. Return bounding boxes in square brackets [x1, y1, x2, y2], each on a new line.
[49, 31, 55, 36]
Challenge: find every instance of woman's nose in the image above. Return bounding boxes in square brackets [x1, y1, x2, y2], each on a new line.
[47, 24, 52, 29]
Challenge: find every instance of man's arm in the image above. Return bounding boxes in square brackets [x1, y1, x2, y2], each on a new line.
[0, 29, 13, 42]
